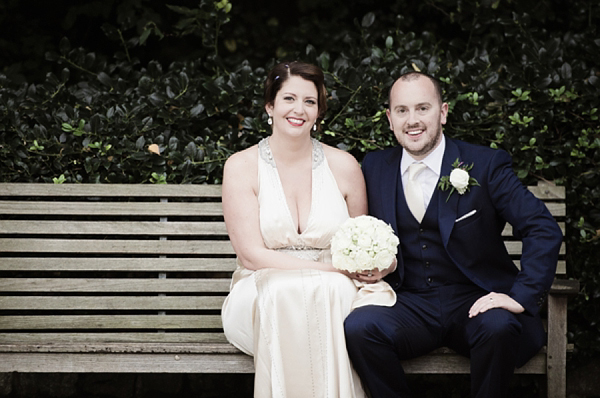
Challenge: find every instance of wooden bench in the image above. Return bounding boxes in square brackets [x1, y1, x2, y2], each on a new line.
[0, 182, 578, 397]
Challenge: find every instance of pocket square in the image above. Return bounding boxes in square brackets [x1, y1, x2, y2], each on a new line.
[455, 210, 477, 223]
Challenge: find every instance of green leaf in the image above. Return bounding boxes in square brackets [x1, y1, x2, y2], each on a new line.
[361, 12, 375, 28]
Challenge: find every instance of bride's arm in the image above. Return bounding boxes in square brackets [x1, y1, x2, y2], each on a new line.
[326, 147, 396, 281]
[323, 147, 367, 218]
[222, 148, 336, 272]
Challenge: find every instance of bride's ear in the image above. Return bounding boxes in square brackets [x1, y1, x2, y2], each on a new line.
[265, 103, 273, 115]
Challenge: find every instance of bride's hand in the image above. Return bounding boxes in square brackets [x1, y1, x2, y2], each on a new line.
[353, 259, 397, 284]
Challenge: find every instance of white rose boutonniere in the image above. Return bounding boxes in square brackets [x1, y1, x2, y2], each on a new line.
[437, 158, 480, 201]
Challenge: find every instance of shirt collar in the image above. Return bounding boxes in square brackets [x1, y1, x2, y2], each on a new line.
[400, 134, 446, 176]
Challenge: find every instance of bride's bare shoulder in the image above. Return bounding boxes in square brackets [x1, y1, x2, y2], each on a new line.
[225, 145, 258, 172]
[320, 143, 361, 170]
[223, 145, 260, 189]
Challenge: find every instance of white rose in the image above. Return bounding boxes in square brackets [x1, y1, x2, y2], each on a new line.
[355, 250, 372, 269]
[374, 250, 395, 270]
[449, 168, 470, 194]
[357, 234, 373, 250]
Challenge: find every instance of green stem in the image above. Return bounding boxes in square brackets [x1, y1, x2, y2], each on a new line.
[118, 29, 132, 63]
[59, 56, 96, 76]
[327, 85, 362, 128]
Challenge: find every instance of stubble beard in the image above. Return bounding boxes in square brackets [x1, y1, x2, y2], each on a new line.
[402, 123, 443, 159]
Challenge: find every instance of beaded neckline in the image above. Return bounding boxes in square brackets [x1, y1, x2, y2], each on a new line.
[259, 137, 324, 169]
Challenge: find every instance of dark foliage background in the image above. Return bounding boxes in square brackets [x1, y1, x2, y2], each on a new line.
[1, 0, 599, 395]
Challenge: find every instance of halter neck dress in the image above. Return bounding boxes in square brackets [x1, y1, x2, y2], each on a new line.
[221, 137, 366, 398]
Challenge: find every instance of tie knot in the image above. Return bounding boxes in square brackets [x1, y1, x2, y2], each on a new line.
[408, 163, 427, 180]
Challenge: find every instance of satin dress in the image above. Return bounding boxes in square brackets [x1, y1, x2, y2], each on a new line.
[221, 137, 366, 398]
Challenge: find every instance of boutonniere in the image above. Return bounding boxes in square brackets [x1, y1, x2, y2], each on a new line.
[437, 158, 480, 201]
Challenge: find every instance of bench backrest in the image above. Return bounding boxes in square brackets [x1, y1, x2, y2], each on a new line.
[0, 182, 565, 345]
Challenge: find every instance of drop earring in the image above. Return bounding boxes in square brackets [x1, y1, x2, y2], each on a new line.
[267, 115, 273, 125]
[313, 124, 317, 132]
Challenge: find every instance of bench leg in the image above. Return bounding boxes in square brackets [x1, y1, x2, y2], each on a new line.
[546, 295, 567, 398]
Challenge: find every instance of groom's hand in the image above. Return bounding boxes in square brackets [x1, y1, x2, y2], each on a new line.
[468, 292, 525, 318]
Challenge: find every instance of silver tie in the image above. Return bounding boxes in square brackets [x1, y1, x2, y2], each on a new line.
[404, 163, 427, 222]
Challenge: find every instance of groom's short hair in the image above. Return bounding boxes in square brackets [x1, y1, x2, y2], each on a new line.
[388, 72, 444, 108]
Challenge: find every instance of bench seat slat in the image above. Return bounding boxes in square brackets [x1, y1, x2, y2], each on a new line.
[0, 257, 237, 272]
[0, 352, 253, 373]
[0, 278, 231, 292]
[0, 239, 235, 254]
[0, 333, 229, 344]
[0, 315, 223, 330]
[0, 296, 226, 310]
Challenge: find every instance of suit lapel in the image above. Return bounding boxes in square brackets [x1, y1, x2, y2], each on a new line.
[381, 147, 402, 233]
[438, 139, 461, 246]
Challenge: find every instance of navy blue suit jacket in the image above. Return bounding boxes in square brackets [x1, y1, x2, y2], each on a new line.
[362, 137, 563, 316]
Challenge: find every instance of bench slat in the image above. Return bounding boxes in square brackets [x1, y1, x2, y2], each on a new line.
[0, 239, 564, 256]
[505, 241, 566, 256]
[0, 257, 237, 272]
[0, 315, 223, 330]
[0, 238, 234, 254]
[0, 220, 228, 236]
[0, 352, 253, 373]
[0, 201, 223, 216]
[0, 333, 228, 344]
[0, 296, 225, 310]
[0, 183, 223, 198]
[0, 342, 240, 354]
[0, 278, 231, 292]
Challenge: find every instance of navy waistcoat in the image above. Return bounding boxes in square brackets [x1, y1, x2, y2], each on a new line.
[396, 177, 471, 289]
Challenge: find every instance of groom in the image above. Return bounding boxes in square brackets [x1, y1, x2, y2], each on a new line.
[344, 72, 563, 398]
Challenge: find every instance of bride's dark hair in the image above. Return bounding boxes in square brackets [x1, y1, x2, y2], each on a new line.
[264, 61, 327, 129]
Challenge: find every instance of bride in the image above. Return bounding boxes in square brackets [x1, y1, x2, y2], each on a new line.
[221, 61, 371, 397]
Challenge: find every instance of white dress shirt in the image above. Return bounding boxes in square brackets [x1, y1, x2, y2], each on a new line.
[400, 135, 446, 211]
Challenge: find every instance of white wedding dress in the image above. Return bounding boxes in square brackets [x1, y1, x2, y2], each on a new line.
[221, 137, 366, 398]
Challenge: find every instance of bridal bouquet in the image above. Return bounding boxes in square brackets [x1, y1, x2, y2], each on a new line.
[330, 215, 399, 273]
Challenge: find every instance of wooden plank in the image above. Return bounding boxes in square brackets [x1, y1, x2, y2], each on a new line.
[0, 352, 254, 373]
[0, 333, 229, 344]
[0, 257, 237, 272]
[547, 294, 569, 398]
[400, 352, 546, 374]
[528, 182, 565, 200]
[1, 239, 564, 257]
[550, 279, 580, 294]
[504, 241, 566, 256]
[0, 315, 223, 330]
[0, 342, 240, 354]
[0, 183, 223, 198]
[0, 296, 226, 310]
[0, 201, 223, 216]
[0, 220, 228, 236]
[0, 239, 234, 255]
[0, 278, 231, 293]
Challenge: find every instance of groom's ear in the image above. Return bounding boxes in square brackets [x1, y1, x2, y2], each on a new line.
[386, 109, 393, 131]
[440, 102, 449, 125]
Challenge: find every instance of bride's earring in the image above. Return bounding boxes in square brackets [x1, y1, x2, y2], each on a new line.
[313, 124, 317, 132]
[267, 115, 273, 125]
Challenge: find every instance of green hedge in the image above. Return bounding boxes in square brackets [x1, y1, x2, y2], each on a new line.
[1, 0, 599, 371]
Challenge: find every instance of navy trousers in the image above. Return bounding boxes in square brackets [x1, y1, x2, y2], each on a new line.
[344, 284, 545, 398]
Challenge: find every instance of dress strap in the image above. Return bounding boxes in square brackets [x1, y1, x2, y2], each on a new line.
[258, 137, 324, 169]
